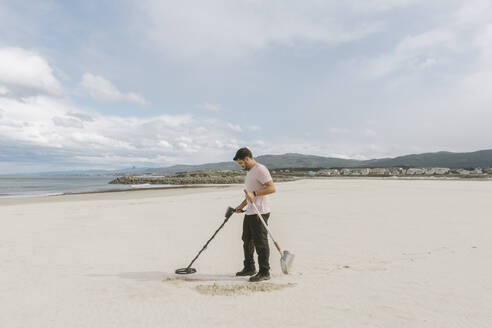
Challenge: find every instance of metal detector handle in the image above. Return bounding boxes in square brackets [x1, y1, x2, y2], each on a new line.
[249, 201, 283, 257]
[226, 206, 245, 218]
[225, 206, 235, 219]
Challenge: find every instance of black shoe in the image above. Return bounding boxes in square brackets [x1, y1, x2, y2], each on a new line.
[236, 268, 256, 276]
[248, 271, 270, 282]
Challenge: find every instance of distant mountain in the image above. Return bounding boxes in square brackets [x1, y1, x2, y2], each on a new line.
[363, 149, 492, 169]
[23, 149, 492, 175]
[144, 149, 492, 173]
[255, 153, 362, 169]
[141, 161, 239, 174]
[140, 153, 362, 174]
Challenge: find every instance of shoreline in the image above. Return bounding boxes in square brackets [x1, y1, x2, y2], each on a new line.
[2, 175, 491, 205]
[0, 184, 239, 206]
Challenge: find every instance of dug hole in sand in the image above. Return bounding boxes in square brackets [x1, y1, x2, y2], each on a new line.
[163, 273, 297, 296]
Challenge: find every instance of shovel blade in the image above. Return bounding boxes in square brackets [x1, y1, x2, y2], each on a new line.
[280, 250, 295, 274]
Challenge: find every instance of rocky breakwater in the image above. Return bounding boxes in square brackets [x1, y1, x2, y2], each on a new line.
[109, 171, 296, 185]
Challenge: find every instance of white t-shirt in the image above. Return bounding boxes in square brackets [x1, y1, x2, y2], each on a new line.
[245, 162, 273, 215]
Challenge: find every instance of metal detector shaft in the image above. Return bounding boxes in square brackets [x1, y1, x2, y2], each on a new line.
[250, 202, 283, 256]
[183, 211, 233, 270]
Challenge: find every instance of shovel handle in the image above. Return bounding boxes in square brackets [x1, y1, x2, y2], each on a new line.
[273, 241, 281, 253]
[250, 202, 283, 257]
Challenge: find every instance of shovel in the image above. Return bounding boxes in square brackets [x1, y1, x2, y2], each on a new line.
[250, 202, 294, 274]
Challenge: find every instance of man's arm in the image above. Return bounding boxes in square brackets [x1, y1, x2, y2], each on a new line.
[244, 180, 275, 203]
[255, 180, 276, 196]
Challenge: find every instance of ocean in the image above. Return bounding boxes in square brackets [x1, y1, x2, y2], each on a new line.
[0, 175, 173, 198]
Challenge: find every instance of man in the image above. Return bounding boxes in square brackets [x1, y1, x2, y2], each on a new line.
[233, 147, 276, 282]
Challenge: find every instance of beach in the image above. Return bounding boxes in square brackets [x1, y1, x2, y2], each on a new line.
[1, 178, 491, 327]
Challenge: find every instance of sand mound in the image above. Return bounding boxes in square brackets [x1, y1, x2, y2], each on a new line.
[195, 282, 296, 296]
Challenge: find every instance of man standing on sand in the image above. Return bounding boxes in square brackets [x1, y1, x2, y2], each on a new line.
[233, 147, 276, 282]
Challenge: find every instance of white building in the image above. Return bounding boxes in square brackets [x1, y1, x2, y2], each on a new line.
[341, 168, 352, 176]
[317, 169, 340, 176]
[406, 168, 426, 175]
[425, 168, 435, 175]
[388, 168, 404, 175]
[434, 168, 450, 175]
[456, 169, 471, 175]
[369, 168, 389, 176]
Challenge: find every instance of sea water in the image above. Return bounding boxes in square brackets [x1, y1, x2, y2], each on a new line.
[0, 175, 172, 198]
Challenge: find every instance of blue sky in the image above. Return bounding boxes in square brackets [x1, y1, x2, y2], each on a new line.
[1, 0, 492, 173]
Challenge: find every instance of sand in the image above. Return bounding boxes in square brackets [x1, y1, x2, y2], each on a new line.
[1, 178, 491, 327]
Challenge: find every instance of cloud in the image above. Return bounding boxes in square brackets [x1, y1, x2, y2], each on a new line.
[0, 47, 63, 97]
[197, 102, 221, 112]
[66, 111, 94, 122]
[137, 1, 398, 59]
[365, 28, 454, 77]
[0, 86, 10, 95]
[79, 73, 148, 105]
[247, 125, 261, 131]
[159, 140, 173, 149]
[0, 93, 250, 172]
[52, 116, 84, 129]
[328, 128, 350, 134]
[227, 122, 242, 132]
[358, 1, 492, 80]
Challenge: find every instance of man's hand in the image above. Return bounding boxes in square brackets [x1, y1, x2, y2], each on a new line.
[244, 189, 255, 203]
[235, 199, 247, 213]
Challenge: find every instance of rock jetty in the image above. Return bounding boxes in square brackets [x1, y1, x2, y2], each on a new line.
[109, 170, 295, 185]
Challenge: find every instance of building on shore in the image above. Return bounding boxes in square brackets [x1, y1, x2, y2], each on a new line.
[406, 168, 426, 175]
[317, 169, 340, 176]
[369, 168, 390, 176]
[433, 168, 450, 175]
[456, 169, 471, 175]
[314, 166, 487, 177]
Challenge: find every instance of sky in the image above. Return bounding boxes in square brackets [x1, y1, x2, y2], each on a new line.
[1, 0, 492, 174]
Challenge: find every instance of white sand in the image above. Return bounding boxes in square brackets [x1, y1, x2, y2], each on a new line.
[1, 178, 491, 327]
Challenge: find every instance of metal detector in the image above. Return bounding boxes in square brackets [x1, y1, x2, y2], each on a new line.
[175, 206, 238, 274]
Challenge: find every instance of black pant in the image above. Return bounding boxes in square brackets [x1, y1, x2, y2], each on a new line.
[242, 213, 270, 273]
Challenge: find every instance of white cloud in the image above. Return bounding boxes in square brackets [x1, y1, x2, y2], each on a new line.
[365, 28, 454, 77]
[79, 73, 148, 105]
[0, 93, 251, 169]
[248, 125, 261, 131]
[329, 128, 350, 134]
[252, 140, 265, 147]
[227, 122, 243, 132]
[159, 140, 173, 149]
[137, 1, 395, 59]
[0, 86, 10, 95]
[52, 116, 84, 129]
[0, 47, 63, 96]
[197, 102, 221, 112]
[360, 1, 492, 80]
